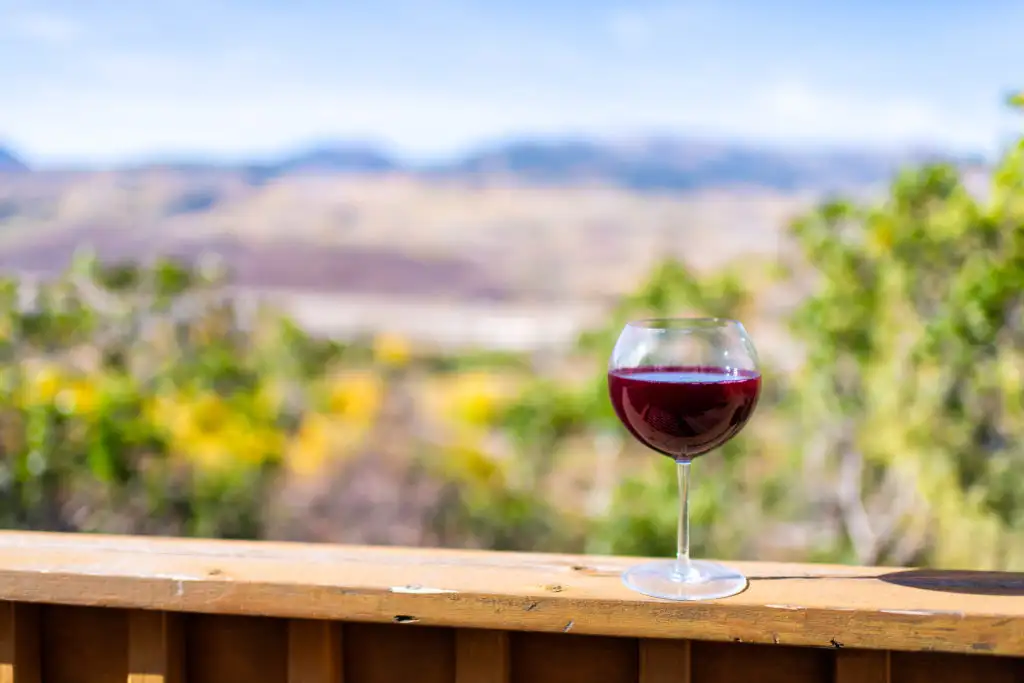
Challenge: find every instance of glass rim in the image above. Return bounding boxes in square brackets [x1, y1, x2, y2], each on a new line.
[625, 316, 744, 330]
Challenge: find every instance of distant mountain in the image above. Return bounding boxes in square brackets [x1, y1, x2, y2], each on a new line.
[244, 143, 398, 183]
[169, 136, 969, 193]
[431, 138, 969, 193]
[8, 136, 979, 193]
[0, 147, 27, 172]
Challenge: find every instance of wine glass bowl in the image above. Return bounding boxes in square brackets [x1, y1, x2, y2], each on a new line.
[607, 318, 761, 601]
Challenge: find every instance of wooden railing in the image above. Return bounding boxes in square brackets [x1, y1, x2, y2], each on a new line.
[0, 532, 1019, 682]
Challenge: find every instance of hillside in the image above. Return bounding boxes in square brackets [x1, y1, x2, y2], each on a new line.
[0, 136, 976, 314]
[0, 169, 807, 303]
[427, 138, 960, 193]
[104, 136, 971, 193]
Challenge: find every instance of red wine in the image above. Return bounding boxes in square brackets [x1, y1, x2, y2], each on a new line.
[608, 366, 761, 460]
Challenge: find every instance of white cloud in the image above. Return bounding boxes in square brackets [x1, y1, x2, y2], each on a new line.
[750, 81, 998, 151]
[605, 5, 707, 50]
[5, 79, 1005, 166]
[5, 11, 83, 45]
[607, 11, 653, 49]
[85, 52, 194, 82]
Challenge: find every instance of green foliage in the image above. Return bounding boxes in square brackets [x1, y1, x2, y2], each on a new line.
[2, 97, 1022, 571]
[781, 136, 1024, 569]
[569, 102, 1024, 570]
[0, 253, 569, 549]
[421, 349, 533, 374]
[0, 252, 316, 537]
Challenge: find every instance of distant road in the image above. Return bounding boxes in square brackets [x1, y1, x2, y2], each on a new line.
[264, 290, 604, 352]
[6, 269, 606, 353]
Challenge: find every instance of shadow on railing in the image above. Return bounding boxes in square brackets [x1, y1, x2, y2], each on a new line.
[749, 568, 1024, 597]
[878, 569, 1024, 596]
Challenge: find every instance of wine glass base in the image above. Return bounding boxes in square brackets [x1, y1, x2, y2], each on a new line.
[622, 559, 748, 601]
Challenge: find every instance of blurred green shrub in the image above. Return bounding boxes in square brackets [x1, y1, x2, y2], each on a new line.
[535, 99, 1024, 570]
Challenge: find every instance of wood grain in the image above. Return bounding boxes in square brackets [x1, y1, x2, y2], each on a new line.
[890, 651, 1024, 683]
[639, 639, 690, 683]
[510, 633, 638, 683]
[456, 629, 509, 683]
[0, 532, 1018, 656]
[288, 620, 342, 683]
[343, 624, 454, 683]
[0, 602, 39, 683]
[186, 614, 287, 683]
[690, 641, 832, 683]
[128, 610, 184, 683]
[835, 649, 890, 683]
[41, 605, 127, 683]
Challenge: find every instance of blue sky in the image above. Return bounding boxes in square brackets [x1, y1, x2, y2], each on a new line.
[2, 0, 1021, 165]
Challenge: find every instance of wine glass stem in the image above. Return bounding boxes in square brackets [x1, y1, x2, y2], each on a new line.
[675, 459, 692, 580]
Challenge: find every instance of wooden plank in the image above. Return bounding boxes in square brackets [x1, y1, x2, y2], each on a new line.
[343, 624, 454, 683]
[510, 633, 637, 683]
[288, 620, 342, 683]
[128, 611, 184, 683]
[0, 532, 1019, 656]
[41, 605, 127, 683]
[455, 629, 509, 683]
[639, 639, 690, 683]
[691, 642, 833, 683]
[186, 614, 287, 683]
[0, 603, 39, 683]
[835, 650, 890, 683]
[890, 652, 1024, 683]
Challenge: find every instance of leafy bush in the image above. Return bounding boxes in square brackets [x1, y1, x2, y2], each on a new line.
[562, 100, 1024, 570]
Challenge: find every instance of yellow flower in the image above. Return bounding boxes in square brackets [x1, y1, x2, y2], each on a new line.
[222, 420, 283, 468]
[452, 372, 504, 426]
[23, 363, 63, 405]
[190, 392, 232, 434]
[287, 409, 372, 477]
[441, 441, 505, 491]
[373, 333, 411, 367]
[159, 397, 195, 442]
[186, 435, 236, 475]
[56, 378, 101, 415]
[288, 413, 332, 477]
[326, 372, 383, 425]
[146, 388, 282, 475]
[425, 372, 510, 431]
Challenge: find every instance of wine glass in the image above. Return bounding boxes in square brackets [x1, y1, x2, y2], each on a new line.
[607, 317, 761, 601]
